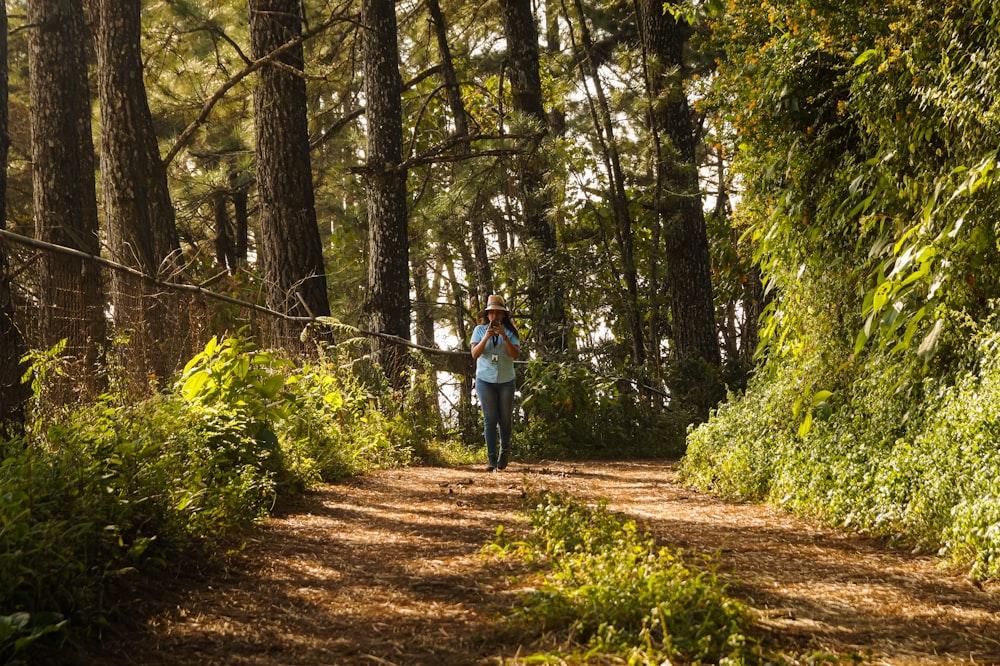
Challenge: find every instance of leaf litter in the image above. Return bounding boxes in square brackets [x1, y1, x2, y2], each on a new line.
[74, 461, 1000, 665]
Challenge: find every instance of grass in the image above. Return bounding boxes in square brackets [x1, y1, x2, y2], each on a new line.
[485, 491, 764, 665]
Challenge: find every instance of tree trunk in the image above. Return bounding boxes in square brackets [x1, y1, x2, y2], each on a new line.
[92, 0, 179, 272]
[499, 0, 567, 357]
[445, 257, 477, 442]
[741, 265, 764, 368]
[637, 0, 719, 368]
[426, 0, 468, 141]
[92, 0, 183, 386]
[28, 0, 106, 402]
[637, 0, 721, 419]
[410, 253, 443, 426]
[0, 2, 28, 435]
[412, 255, 436, 350]
[426, 0, 494, 308]
[230, 172, 250, 267]
[250, 0, 331, 347]
[213, 191, 237, 273]
[544, 0, 561, 53]
[568, 0, 645, 366]
[362, 0, 411, 385]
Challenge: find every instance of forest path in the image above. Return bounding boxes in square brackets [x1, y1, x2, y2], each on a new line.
[79, 461, 1000, 665]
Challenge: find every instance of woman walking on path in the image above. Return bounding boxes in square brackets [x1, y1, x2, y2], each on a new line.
[470, 295, 520, 471]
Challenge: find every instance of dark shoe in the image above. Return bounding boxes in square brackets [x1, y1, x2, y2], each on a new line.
[497, 448, 509, 470]
[485, 465, 496, 472]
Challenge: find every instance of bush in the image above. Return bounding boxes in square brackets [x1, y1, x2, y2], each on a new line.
[487, 492, 760, 664]
[0, 333, 435, 662]
[683, 315, 1000, 580]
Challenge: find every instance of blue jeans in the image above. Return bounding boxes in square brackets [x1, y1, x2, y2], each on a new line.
[476, 378, 515, 467]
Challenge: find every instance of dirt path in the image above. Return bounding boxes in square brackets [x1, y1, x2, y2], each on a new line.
[78, 461, 1000, 665]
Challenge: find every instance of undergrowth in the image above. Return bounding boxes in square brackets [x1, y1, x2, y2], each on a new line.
[486, 491, 763, 665]
[0, 334, 429, 664]
[682, 314, 1000, 581]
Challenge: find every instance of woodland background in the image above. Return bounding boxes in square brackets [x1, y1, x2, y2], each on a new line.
[1, 0, 999, 662]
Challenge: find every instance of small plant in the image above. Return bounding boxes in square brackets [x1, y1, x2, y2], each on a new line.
[489, 492, 761, 664]
[0, 612, 67, 664]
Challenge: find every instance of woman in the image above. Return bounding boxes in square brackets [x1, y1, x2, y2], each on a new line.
[470, 294, 520, 471]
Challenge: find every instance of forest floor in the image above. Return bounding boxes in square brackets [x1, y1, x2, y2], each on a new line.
[75, 460, 1000, 665]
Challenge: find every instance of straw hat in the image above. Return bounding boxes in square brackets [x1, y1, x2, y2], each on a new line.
[478, 294, 510, 317]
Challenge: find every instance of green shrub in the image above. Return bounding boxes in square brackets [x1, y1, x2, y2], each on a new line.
[277, 359, 414, 481]
[0, 333, 434, 662]
[681, 378, 793, 502]
[489, 492, 759, 664]
[683, 314, 1000, 580]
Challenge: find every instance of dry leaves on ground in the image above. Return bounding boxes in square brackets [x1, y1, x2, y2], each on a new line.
[77, 461, 1000, 665]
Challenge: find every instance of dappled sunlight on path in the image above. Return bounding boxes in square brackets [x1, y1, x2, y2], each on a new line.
[75, 461, 1000, 665]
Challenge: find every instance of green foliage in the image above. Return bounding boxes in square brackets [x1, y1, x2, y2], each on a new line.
[488, 492, 760, 664]
[680, 374, 795, 503]
[275, 357, 415, 482]
[0, 612, 66, 665]
[706, 0, 1000, 366]
[684, 317, 1000, 580]
[516, 360, 687, 461]
[0, 333, 431, 662]
[688, 0, 1000, 584]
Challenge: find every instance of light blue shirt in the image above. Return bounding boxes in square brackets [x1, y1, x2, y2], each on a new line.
[471, 323, 519, 383]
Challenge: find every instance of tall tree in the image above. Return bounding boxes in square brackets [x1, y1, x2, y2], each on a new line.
[637, 0, 720, 411]
[27, 0, 105, 400]
[566, 0, 645, 366]
[425, 0, 493, 305]
[361, 0, 411, 384]
[249, 0, 331, 346]
[499, 0, 568, 356]
[91, 0, 183, 383]
[0, 1, 28, 434]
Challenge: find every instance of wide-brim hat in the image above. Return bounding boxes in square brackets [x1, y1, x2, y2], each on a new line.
[478, 294, 510, 317]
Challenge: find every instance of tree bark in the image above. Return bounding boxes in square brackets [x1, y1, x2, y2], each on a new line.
[637, 0, 719, 367]
[412, 255, 436, 350]
[250, 0, 331, 347]
[0, 2, 28, 434]
[92, 0, 179, 274]
[426, 0, 468, 141]
[426, 0, 493, 308]
[499, 0, 568, 356]
[92, 0, 183, 385]
[567, 0, 645, 366]
[28, 0, 106, 402]
[637, 0, 721, 418]
[213, 191, 237, 273]
[362, 0, 411, 385]
[230, 171, 250, 266]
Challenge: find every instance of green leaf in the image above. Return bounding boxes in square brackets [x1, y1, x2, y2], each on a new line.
[917, 319, 944, 360]
[894, 306, 928, 353]
[853, 48, 879, 66]
[854, 326, 870, 354]
[797, 410, 813, 438]
[811, 390, 833, 406]
[258, 374, 285, 399]
[181, 370, 210, 400]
